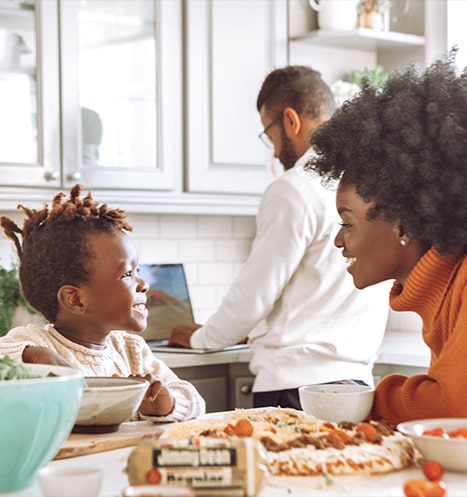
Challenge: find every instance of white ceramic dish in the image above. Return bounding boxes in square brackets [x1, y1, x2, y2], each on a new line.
[122, 485, 195, 497]
[74, 376, 148, 433]
[39, 466, 102, 497]
[397, 418, 467, 472]
[298, 383, 374, 423]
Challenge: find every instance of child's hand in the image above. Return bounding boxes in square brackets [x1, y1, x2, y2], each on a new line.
[132, 373, 175, 417]
[22, 346, 74, 368]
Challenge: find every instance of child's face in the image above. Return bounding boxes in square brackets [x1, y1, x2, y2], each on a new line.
[78, 230, 149, 334]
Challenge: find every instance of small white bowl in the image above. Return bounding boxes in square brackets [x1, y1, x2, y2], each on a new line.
[397, 418, 467, 472]
[39, 466, 102, 497]
[74, 376, 148, 433]
[298, 383, 375, 423]
[122, 485, 196, 497]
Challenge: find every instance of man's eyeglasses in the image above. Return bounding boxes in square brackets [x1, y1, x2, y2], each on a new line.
[258, 113, 282, 149]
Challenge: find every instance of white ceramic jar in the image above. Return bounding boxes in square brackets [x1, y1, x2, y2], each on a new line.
[308, 0, 359, 31]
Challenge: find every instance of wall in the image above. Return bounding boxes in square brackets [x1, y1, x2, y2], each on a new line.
[0, 210, 421, 335]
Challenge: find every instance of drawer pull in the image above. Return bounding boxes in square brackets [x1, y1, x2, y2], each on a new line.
[240, 383, 252, 395]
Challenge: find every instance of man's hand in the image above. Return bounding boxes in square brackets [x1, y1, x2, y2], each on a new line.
[22, 346, 73, 368]
[168, 324, 202, 348]
[131, 373, 175, 417]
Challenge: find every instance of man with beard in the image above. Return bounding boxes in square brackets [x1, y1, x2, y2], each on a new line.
[170, 66, 390, 409]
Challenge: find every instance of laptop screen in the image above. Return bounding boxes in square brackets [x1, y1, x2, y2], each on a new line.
[138, 263, 195, 341]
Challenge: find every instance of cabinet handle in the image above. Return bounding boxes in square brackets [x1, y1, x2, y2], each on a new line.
[67, 171, 81, 181]
[44, 170, 59, 181]
[240, 383, 252, 395]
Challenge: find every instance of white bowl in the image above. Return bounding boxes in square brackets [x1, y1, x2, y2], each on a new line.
[122, 485, 195, 497]
[397, 418, 467, 473]
[39, 466, 102, 497]
[74, 376, 148, 433]
[298, 383, 375, 423]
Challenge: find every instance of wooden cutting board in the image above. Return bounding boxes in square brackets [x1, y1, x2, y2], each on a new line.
[54, 420, 164, 460]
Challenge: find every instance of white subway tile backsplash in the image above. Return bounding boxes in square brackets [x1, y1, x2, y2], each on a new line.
[215, 239, 252, 261]
[189, 285, 218, 322]
[233, 216, 256, 238]
[160, 214, 197, 238]
[139, 239, 180, 263]
[198, 216, 233, 238]
[197, 262, 234, 285]
[180, 239, 216, 262]
[127, 214, 160, 237]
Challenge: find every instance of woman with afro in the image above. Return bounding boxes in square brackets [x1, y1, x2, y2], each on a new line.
[306, 50, 467, 425]
[0, 184, 205, 422]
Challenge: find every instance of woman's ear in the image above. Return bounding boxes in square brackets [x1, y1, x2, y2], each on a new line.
[57, 285, 85, 314]
[282, 106, 301, 136]
[395, 225, 411, 247]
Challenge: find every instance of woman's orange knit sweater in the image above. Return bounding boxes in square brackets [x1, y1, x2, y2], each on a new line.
[371, 247, 467, 425]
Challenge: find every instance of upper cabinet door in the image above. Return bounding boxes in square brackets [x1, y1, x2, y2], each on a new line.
[185, 0, 288, 195]
[0, 0, 61, 187]
[59, 0, 181, 191]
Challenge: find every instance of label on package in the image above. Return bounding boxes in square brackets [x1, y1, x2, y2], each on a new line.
[152, 447, 237, 486]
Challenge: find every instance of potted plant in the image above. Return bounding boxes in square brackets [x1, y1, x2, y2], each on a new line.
[357, 0, 391, 31]
[331, 65, 389, 108]
[347, 65, 390, 88]
[0, 264, 40, 336]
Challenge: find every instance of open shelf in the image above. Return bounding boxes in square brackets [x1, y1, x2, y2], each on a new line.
[292, 28, 425, 51]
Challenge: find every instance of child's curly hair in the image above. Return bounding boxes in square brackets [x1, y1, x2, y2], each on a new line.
[306, 50, 467, 255]
[0, 184, 132, 323]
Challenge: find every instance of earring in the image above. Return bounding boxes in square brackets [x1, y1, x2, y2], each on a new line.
[400, 235, 410, 247]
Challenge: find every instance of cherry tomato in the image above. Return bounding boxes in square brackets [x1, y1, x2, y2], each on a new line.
[447, 427, 467, 438]
[146, 468, 162, 484]
[223, 423, 236, 436]
[422, 428, 448, 438]
[326, 429, 351, 447]
[234, 418, 254, 437]
[403, 479, 430, 497]
[426, 480, 447, 497]
[403, 479, 447, 497]
[356, 422, 379, 442]
[422, 460, 444, 482]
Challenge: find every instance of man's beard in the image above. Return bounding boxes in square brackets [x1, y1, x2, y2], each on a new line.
[278, 129, 299, 170]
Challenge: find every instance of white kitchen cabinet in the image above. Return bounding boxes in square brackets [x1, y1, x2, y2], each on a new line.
[0, 0, 290, 214]
[184, 0, 288, 195]
[0, 0, 60, 187]
[0, 0, 181, 194]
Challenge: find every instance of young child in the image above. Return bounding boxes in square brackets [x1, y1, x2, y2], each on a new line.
[0, 184, 205, 422]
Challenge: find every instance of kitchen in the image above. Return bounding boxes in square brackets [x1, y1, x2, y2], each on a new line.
[1, 0, 457, 411]
[1, 1, 467, 495]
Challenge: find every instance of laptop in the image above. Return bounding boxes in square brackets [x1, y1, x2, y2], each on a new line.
[139, 263, 248, 354]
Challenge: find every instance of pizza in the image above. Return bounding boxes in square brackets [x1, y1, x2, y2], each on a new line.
[160, 407, 419, 476]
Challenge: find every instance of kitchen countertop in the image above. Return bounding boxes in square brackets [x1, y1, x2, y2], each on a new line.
[7, 440, 467, 497]
[153, 330, 431, 370]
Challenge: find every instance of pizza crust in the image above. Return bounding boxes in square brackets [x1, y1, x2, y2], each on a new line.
[161, 407, 418, 476]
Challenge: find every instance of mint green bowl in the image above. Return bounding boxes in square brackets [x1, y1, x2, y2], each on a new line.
[0, 363, 84, 493]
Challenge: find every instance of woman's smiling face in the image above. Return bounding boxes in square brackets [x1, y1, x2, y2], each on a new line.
[334, 181, 425, 289]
